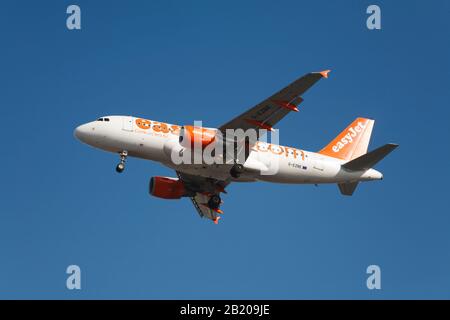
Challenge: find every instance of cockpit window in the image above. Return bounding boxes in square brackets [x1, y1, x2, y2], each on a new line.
[97, 118, 104, 121]
[104, 118, 110, 122]
[97, 118, 110, 122]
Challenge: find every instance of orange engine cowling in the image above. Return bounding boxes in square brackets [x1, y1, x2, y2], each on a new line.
[149, 176, 186, 199]
[179, 125, 216, 149]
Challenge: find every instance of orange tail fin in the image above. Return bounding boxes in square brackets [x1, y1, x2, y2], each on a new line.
[319, 117, 375, 161]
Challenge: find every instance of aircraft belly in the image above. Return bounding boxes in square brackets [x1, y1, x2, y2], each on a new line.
[106, 131, 167, 162]
[168, 164, 233, 181]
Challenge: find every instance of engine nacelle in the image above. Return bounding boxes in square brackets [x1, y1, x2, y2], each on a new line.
[179, 125, 216, 149]
[149, 176, 186, 199]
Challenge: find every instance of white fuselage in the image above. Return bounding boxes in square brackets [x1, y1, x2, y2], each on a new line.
[74, 115, 382, 184]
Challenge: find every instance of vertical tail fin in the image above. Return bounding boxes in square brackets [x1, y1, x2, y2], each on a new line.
[319, 117, 375, 161]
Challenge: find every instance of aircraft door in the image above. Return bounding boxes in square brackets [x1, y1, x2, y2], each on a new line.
[122, 116, 134, 132]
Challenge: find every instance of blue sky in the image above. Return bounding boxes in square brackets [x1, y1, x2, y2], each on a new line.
[0, 0, 449, 299]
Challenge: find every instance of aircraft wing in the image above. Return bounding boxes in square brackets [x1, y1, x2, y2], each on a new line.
[218, 70, 330, 135]
[176, 171, 229, 224]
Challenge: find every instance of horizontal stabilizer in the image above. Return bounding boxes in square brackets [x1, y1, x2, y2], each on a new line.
[338, 182, 359, 196]
[342, 143, 398, 171]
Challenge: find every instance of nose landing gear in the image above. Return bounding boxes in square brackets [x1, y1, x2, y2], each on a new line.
[116, 150, 128, 173]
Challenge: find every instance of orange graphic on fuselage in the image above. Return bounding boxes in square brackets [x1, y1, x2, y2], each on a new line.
[135, 118, 180, 135]
[136, 118, 151, 130]
[253, 141, 305, 160]
[134, 118, 304, 160]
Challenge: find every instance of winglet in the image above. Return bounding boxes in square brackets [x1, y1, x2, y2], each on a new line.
[318, 69, 331, 78]
[213, 217, 221, 224]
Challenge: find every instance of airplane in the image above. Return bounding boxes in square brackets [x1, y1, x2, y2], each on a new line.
[74, 70, 398, 224]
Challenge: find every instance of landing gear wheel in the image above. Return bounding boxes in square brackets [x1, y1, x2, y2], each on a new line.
[230, 163, 244, 178]
[208, 195, 221, 210]
[115, 150, 128, 173]
[116, 163, 125, 173]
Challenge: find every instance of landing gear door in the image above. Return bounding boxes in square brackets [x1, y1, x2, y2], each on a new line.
[122, 116, 134, 132]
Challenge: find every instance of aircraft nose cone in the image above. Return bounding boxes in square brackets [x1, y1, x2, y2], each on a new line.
[74, 124, 90, 142]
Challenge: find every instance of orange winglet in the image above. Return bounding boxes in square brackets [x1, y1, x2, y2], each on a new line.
[213, 208, 224, 214]
[272, 100, 299, 112]
[318, 70, 331, 78]
[213, 217, 221, 224]
[245, 119, 274, 131]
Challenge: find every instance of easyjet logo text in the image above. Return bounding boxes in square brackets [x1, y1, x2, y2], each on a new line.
[332, 121, 366, 152]
[135, 118, 180, 135]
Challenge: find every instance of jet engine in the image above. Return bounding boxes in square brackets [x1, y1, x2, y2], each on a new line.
[149, 176, 187, 199]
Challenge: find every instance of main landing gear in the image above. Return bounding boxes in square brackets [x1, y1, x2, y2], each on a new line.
[116, 150, 128, 173]
[208, 194, 222, 210]
[230, 163, 244, 178]
[208, 194, 223, 224]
